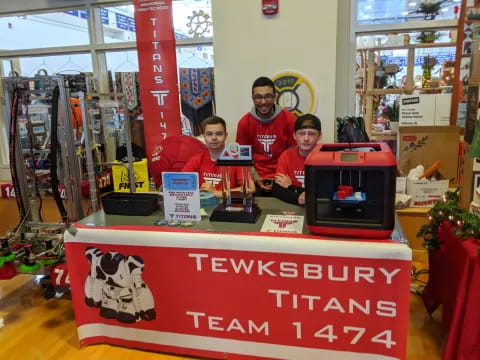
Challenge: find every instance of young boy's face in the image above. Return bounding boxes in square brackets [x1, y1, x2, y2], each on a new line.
[204, 123, 227, 151]
[294, 128, 321, 154]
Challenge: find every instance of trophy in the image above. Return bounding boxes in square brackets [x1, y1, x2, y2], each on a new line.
[209, 142, 261, 223]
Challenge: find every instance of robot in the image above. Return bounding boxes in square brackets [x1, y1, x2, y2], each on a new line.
[84, 247, 106, 307]
[84, 248, 156, 323]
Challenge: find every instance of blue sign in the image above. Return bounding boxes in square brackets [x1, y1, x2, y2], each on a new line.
[101, 8, 109, 25]
[64, 10, 79, 16]
[127, 17, 136, 32]
[116, 13, 129, 31]
[163, 173, 198, 192]
[380, 53, 456, 67]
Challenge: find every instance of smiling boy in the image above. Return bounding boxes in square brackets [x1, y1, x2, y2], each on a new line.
[182, 116, 251, 197]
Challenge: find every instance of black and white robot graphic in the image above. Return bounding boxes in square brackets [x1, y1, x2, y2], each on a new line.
[84, 247, 156, 323]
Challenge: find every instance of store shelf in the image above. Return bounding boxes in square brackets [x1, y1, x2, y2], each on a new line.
[358, 42, 457, 51]
[367, 86, 453, 95]
[371, 133, 397, 141]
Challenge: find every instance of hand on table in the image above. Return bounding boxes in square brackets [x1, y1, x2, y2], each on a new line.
[256, 178, 273, 192]
[200, 182, 216, 193]
[298, 192, 306, 205]
[274, 173, 292, 189]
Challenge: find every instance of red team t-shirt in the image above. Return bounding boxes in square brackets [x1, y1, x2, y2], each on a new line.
[236, 109, 296, 179]
[276, 147, 306, 188]
[182, 149, 244, 190]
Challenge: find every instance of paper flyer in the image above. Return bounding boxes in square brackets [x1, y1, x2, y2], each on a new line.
[260, 214, 304, 234]
[162, 172, 200, 221]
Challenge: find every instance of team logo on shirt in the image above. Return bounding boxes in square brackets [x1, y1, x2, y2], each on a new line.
[204, 172, 222, 186]
[293, 170, 305, 187]
[257, 134, 276, 157]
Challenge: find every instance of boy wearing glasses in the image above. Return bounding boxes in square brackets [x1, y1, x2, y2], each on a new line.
[272, 114, 322, 205]
[182, 116, 249, 197]
[236, 76, 296, 195]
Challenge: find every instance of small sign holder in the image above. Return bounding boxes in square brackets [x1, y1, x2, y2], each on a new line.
[209, 143, 261, 223]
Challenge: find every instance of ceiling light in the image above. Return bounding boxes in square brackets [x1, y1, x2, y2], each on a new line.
[402, 11, 409, 15]
[409, 2, 417, 6]
[365, 5, 372, 9]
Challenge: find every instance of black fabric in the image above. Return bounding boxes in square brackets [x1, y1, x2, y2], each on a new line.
[271, 182, 304, 205]
[181, 101, 213, 136]
[337, 116, 370, 143]
[116, 143, 146, 162]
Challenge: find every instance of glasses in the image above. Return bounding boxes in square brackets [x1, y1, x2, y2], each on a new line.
[252, 94, 275, 102]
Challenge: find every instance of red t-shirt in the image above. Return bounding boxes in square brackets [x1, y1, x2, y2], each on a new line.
[181, 149, 244, 190]
[236, 109, 296, 179]
[276, 147, 305, 188]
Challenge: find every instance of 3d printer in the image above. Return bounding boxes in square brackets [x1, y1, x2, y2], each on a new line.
[305, 143, 396, 238]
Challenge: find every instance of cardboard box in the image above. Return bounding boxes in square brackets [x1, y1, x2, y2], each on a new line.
[407, 178, 449, 207]
[399, 94, 436, 126]
[434, 93, 452, 126]
[396, 177, 407, 194]
[399, 126, 461, 182]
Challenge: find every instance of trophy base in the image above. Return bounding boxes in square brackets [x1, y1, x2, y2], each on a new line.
[209, 203, 261, 223]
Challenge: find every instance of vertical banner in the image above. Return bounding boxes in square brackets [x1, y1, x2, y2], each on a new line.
[133, 0, 181, 158]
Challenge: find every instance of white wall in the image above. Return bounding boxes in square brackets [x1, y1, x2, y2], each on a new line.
[213, 0, 339, 142]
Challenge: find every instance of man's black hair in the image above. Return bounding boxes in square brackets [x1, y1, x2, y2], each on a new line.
[252, 76, 276, 95]
[294, 113, 322, 132]
[201, 115, 226, 133]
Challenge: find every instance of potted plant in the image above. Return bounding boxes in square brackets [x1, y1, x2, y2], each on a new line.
[417, 31, 440, 44]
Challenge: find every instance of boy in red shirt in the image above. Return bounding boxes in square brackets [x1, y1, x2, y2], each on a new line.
[236, 76, 296, 194]
[272, 114, 322, 205]
[182, 116, 252, 197]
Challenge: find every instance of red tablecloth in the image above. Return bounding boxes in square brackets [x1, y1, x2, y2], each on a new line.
[422, 222, 480, 360]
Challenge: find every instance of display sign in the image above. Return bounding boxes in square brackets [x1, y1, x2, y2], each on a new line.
[1, 184, 16, 198]
[133, 0, 182, 158]
[219, 142, 252, 161]
[162, 172, 200, 221]
[260, 214, 304, 234]
[399, 94, 436, 126]
[65, 227, 411, 360]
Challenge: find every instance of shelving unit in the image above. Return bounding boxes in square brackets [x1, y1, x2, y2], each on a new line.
[358, 41, 457, 138]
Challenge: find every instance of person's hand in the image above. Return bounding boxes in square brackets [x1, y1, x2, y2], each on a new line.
[274, 173, 292, 189]
[298, 192, 306, 205]
[256, 178, 273, 192]
[200, 182, 216, 193]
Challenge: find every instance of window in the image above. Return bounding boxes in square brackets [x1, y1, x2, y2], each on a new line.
[173, 0, 213, 39]
[356, 0, 462, 25]
[9, 53, 93, 77]
[0, 11, 90, 50]
[0, 1, 215, 177]
[101, 5, 137, 44]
